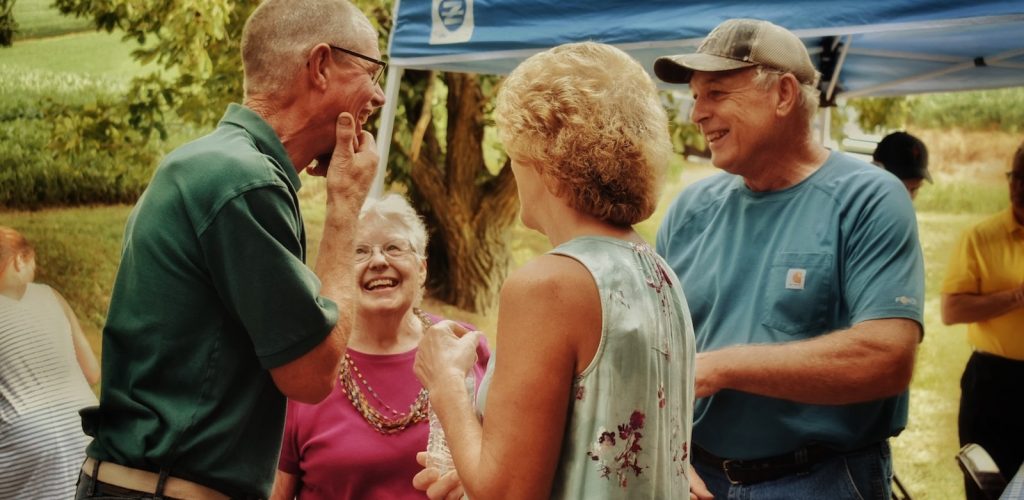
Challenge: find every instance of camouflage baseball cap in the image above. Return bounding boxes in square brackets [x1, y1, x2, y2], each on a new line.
[654, 18, 818, 85]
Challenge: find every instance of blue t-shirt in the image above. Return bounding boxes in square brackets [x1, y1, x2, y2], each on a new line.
[656, 151, 924, 459]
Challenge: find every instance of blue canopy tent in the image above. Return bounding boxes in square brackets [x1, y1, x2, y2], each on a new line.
[370, 0, 1024, 193]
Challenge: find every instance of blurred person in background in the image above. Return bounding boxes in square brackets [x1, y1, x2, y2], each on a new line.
[873, 131, 932, 200]
[942, 141, 1024, 500]
[272, 194, 490, 500]
[0, 226, 99, 498]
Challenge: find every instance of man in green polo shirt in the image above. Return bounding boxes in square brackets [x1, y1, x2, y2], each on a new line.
[74, 1, 386, 498]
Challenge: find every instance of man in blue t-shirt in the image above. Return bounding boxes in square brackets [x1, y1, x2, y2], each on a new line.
[653, 19, 924, 499]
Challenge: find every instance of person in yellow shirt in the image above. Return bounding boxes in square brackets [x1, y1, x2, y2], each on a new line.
[941, 140, 1024, 500]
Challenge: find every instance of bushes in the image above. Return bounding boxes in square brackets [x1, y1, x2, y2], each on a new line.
[0, 68, 161, 209]
[909, 88, 1024, 133]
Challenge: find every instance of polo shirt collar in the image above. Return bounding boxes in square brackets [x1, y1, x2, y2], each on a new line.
[1000, 208, 1024, 237]
[219, 103, 302, 191]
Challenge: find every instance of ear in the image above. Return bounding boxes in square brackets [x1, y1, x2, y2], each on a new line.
[774, 73, 801, 117]
[306, 43, 334, 91]
[418, 258, 428, 287]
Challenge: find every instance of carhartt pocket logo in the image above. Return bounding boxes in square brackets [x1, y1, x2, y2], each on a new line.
[786, 268, 806, 290]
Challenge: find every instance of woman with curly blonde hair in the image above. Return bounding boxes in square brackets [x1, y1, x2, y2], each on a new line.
[414, 42, 698, 499]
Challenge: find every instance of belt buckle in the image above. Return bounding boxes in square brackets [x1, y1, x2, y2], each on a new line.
[722, 459, 743, 485]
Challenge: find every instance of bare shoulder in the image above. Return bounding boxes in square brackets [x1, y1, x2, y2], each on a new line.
[501, 253, 596, 308]
[496, 254, 601, 374]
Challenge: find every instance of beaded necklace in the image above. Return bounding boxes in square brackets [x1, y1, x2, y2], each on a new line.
[339, 308, 433, 435]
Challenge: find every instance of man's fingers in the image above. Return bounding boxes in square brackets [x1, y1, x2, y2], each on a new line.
[333, 112, 356, 163]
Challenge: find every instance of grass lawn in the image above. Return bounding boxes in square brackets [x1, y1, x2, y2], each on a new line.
[0, 29, 152, 80]
[9, 0, 92, 40]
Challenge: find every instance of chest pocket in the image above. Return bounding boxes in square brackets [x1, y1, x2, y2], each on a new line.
[761, 252, 835, 336]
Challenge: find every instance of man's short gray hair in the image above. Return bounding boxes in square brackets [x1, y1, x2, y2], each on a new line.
[358, 194, 429, 257]
[752, 65, 821, 124]
[241, 0, 375, 96]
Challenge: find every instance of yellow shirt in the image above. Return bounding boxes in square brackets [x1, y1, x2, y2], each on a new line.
[942, 208, 1024, 360]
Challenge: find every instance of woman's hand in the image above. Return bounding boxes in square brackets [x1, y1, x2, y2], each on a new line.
[413, 451, 467, 500]
[414, 320, 483, 392]
[689, 464, 714, 500]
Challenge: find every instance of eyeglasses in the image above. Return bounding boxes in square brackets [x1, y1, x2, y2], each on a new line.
[355, 239, 415, 263]
[1006, 172, 1024, 183]
[329, 45, 387, 85]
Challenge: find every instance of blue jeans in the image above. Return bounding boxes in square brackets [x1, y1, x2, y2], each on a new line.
[693, 442, 893, 500]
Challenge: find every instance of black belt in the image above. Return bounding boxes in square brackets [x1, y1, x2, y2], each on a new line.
[693, 444, 850, 485]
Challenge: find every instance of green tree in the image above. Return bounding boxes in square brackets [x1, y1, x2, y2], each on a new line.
[845, 96, 913, 133]
[53, 0, 518, 313]
[662, 92, 707, 159]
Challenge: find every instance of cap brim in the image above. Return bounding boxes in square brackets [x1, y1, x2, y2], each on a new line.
[654, 53, 757, 84]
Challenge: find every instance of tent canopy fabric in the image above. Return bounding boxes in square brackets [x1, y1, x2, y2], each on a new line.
[388, 0, 1024, 99]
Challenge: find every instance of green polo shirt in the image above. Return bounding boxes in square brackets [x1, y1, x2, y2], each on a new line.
[85, 104, 338, 497]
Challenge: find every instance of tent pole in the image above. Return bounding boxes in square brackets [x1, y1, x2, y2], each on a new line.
[371, 65, 405, 199]
[819, 108, 832, 147]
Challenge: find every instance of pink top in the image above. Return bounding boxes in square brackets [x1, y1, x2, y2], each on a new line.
[279, 333, 490, 500]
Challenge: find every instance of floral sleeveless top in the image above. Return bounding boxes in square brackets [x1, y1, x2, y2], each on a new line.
[477, 236, 696, 499]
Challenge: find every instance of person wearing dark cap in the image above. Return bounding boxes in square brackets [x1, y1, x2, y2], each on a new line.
[653, 18, 925, 498]
[874, 131, 932, 199]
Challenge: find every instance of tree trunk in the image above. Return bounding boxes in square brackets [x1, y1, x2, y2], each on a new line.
[409, 72, 519, 314]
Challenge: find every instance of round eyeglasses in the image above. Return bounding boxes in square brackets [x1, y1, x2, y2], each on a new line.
[355, 239, 415, 263]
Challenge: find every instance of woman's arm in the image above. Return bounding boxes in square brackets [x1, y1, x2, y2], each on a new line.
[416, 254, 600, 500]
[53, 289, 100, 385]
[269, 470, 299, 500]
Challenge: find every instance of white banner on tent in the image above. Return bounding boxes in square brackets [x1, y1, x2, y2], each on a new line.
[430, 0, 474, 45]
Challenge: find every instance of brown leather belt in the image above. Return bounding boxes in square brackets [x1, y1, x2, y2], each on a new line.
[693, 444, 849, 485]
[82, 457, 229, 500]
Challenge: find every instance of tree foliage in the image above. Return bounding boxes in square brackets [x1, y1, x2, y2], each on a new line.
[844, 96, 913, 133]
[662, 92, 707, 159]
[53, 0, 252, 142]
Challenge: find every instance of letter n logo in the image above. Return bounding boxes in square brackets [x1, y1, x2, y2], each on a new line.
[430, 0, 474, 45]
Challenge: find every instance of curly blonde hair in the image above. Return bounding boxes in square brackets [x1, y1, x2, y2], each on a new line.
[495, 42, 672, 227]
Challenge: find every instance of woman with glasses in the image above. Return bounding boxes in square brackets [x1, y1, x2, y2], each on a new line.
[413, 42, 698, 500]
[271, 194, 490, 500]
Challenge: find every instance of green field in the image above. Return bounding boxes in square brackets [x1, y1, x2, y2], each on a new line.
[0, 30, 148, 79]
[9, 0, 92, 40]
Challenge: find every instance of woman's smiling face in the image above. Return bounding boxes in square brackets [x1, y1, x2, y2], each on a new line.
[354, 222, 426, 317]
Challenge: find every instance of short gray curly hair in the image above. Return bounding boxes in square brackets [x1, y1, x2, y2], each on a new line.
[358, 194, 429, 257]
